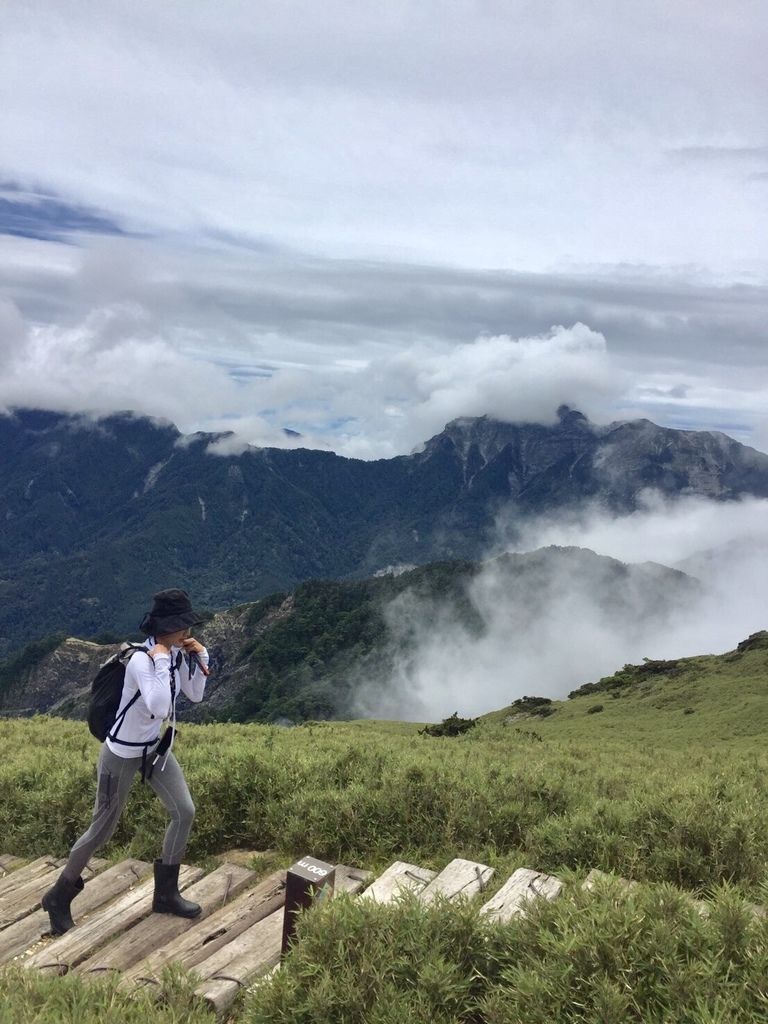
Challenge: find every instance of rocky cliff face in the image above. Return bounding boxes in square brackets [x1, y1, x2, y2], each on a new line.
[0, 637, 113, 716]
[1, 405, 766, 656]
[418, 407, 767, 509]
[0, 596, 298, 723]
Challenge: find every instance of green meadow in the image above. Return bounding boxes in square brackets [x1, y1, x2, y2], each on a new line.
[2, 635, 768, 1022]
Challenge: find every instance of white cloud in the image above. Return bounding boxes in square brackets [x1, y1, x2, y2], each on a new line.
[0, 297, 27, 366]
[2, 255, 767, 460]
[511, 492, 768, 568]
[392, 323, 620, 438]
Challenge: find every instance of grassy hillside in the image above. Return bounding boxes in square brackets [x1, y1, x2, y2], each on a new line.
[2, 633, 768, 1021]
[486, 629, 768, 748]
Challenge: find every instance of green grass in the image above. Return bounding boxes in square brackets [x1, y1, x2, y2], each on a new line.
[246, 884, 768, 1024]
[2, 637, 768, 1020]
[0, 964, 212, 1024]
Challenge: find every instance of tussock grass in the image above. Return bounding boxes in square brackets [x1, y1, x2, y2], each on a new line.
[2, 696, 768, 895]
[0, 964, 210, 1024]
[247, 885, 768, 1023]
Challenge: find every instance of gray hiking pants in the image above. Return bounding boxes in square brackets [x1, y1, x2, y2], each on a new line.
[62, 743, 195, 882]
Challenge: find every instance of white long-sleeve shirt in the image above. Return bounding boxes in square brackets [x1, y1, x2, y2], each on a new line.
[106, 636, 209, 758]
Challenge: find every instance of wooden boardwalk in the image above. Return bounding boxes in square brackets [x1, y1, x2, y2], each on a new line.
[0, 851, 659, 1015]
[0, 853, 369, 1014]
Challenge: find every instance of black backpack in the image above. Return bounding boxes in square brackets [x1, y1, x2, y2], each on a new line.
[87, 642, 149, 741]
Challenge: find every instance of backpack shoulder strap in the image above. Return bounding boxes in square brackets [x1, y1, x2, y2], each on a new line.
[108, 644, 153, 743]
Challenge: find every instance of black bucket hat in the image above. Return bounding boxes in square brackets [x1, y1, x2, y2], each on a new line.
[139, 589, 203, 636]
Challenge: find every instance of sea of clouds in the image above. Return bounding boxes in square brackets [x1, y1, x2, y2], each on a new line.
[352, 494, 768, 721]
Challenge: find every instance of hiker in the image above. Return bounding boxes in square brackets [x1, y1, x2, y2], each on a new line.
[41, 588, 211, 935]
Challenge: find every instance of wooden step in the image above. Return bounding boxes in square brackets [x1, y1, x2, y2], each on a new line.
[0, 856, 26, 877]
[480, 868, 563, 922]
[0, 861, 65, 925]
[122, 868, 286, 990]
[23, 864, 203, 974]
[419, 858, 494, 905]
[192, 908, 283, 1012]
[0, 859, 150, 968]
[333, 865, 374, 896]
[76, 863, 255, 976]
[0, 857, 67, 902]
[0, 858, 107, 930]
[582, 868, 638, 893]
[359, 861, 436, 903]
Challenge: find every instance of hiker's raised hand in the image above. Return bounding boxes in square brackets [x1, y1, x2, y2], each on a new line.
[181, 636, 205, 655]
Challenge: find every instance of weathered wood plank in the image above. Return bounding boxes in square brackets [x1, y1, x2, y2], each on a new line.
[581, 868, 638, 893]
[123, 869, 286, 989]
[192, 907, 283, 985]
[359, 861, 436, 904]
[76, 863, 255, 976]
[23, 864, 202, 974]
[0, 858, 107, 930]
[0, 859, 150, 967]
[0, 862, 66, 925]
[480, 868, 563, 922]
[0, 857, 26, 876]
[194, 914, 283, 1017]
[419, 858, 494, 905]
[0, 858, 64, 901]
[333, 865, 374, 896]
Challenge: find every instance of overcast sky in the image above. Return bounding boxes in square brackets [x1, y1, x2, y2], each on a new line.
[0, 0, 766, 458]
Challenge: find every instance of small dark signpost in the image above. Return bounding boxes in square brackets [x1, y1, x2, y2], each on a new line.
[280, 855, 336, 957]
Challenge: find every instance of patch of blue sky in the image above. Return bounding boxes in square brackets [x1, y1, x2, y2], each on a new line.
[0, 182, 125, 242]
[287, 415, 357, 435]
[659, 412, 753, 441]
[251, 405, 356, 436]
[227, 365, 274, 383]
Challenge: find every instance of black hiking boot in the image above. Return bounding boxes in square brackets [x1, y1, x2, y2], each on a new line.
[41, 873, 84, 935]
[151, 859, 201, 918]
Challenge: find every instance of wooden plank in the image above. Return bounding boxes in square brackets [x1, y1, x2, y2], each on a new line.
[0, 859, 150, 968]
[419, 858, 494, 905]
[23, 864, 202, 974]
[0, 862, 66, 925]
[192, 909, 283, 982]
[76, 863, 255, 976]
[123, 869, 286, 989]
[581, 868, 638, 893]
[0, 858, 64, 901]
[193, 911, 283, 1016]
[333, 865, 374, 896]
[0, 857, 26, 876]
[0, 858, 107, 930]
[480, 868, 563, 923]
[359, 861, 436, 904]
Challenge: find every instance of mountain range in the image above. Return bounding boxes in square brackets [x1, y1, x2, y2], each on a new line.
[1, 404, 767, 656]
